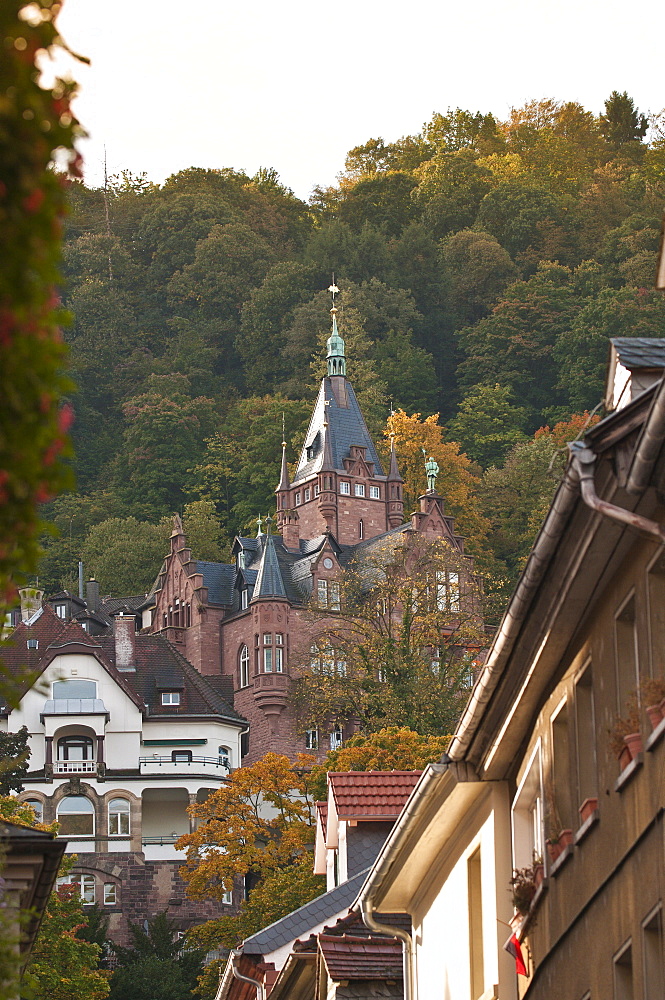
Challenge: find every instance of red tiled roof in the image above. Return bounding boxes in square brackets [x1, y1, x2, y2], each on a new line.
[318, 933, 403, 980]
[329, 771, 421, 819]
[316, 801, 328, 838]
[0, 605, 66, 689]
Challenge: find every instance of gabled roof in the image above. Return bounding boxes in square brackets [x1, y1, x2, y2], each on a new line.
[242, 869, 370, 956]
[293, 377, 385, 483]
[318, 933, 403, 980]
[329, 771, 422, 820]
[610, 337, 665, 370]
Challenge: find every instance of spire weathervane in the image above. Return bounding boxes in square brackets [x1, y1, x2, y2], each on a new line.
[325, 277, 346, 377]
[328, 275, 339, 307]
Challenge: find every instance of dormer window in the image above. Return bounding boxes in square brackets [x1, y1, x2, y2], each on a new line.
[55, 604, 66, 619]
[370, 485, 380, 499]
[354, 483, 365, 497]
[161, 691, 181, 706]
[340, 482, 350, 495]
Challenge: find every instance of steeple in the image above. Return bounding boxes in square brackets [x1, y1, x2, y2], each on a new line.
[326, 308, 346, 377]
[252, 517, 287, 600]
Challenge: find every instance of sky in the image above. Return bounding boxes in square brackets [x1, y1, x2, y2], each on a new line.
[50, 0, 663, 202]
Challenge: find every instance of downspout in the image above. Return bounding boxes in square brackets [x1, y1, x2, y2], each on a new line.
[360, 898, 414, 1000]
[569, 441, 665, 544]
[230, 950, 266, 1000]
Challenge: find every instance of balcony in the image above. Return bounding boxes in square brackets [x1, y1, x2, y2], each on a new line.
[138, 755, 230, 777]
[54, 760, 97, 774]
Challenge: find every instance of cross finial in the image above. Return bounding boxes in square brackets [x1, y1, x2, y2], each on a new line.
[282, 411, 286, 448]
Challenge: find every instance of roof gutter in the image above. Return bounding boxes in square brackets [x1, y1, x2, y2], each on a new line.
[626, 374, 665, 494]
[448, 460, 581, 761]
[358, 763, 450, 1000]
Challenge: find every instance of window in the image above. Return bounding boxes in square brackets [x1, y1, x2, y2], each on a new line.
[275, 634, 284, 673]
[58, 873, 95, 904]
[264, 647, 273, 672]
[642, 905, 664, 997]
[304, 488, 310, 502]
[329, 582, 341, 611]
[24, 798, 43, 823]
[305, 729, 319, 750]
[57, 796, 95, 836]
[647, 553, 665, 677]
[615, 595, 639, 710]
[108, 798, 130, 836]
[314, 484, 320, 497]
[340, 482, 350, 495]
[222, 889, 233, 905]
[55, 604, 67, 619]
[359, 519, 364, 539]
[354, 483, 365, 497]
[330, 727, 343, 751]
[318, 580, 328, 607]
[240, 645, 249, 687]
[172, 750, 192, 762]
[575, 663, 598, 819]
[162, 691, 181, 706]
[241, 588, 248, 610]
[53, 679, 96, 700]
[295, 492, 301, 506]
[218, 746, 231, 769]
[57, 735, 94, 762]
[551, 699, 572, 835]
[613, 940, 633, 1000]
[512, 745, 543, 871]
[468, 849, 484, 1000]
[103, 883, 117, 905]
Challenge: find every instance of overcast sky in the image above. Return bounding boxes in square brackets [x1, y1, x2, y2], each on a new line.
[52, 0, 662, 201]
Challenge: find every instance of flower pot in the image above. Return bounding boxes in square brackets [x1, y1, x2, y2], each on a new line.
[578, 797, 598, 823]
[619, 744, 632, 771]
[533, 862, 544, 888]
[646, 704, 663, 730]
[558, 828, 573, 848]
[546, 839, 563, 862]
[623, 732, 643, 759]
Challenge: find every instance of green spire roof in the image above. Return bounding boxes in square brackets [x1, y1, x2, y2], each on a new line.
[326, 308, 346, 377]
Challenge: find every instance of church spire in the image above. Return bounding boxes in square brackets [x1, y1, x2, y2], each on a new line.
[278, 417, 290, 491]
[326, 280, 346, 377]
[252, 517, 287, 600]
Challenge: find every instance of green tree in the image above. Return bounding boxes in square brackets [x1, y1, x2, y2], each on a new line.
[423, 108, 503, 154]
[600, 91, 648, 150]
[439, 228, 518, 327]
[292, 535, 485, 736]
[447, 384, 528, 469]
[0, 727, 30, 794]
[108, 913, 204, 1000]
[81, 517, 166, 596]
[415, 149, 493, 239]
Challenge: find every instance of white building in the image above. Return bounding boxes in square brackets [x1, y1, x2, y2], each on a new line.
[1, 600, 247, 944]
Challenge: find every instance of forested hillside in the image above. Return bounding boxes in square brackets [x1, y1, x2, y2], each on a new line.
[41, 93, 665, 615]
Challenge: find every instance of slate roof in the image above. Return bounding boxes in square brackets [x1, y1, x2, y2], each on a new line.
[102, 595, 146, 614]
[611, 337, 665, 370]
[196, 561, 236, 606]
[95, 633, 245, 723]
[242, 869, 369, 956]
[293, 377, 385, 483]
[329, 771, 422, 820]
[252, 533, 287, 600]
[318, 933, 403, 980]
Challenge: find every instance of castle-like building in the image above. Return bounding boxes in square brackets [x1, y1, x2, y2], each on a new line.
[146, 304, 472, 763]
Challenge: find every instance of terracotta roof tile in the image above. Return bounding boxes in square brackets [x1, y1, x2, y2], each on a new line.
[316, 801, 328, 838]
[318, 933, 403, 980]
[329, 771, 421, 819]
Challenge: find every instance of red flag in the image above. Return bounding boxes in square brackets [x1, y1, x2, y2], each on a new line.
[503, 932, 528, 977]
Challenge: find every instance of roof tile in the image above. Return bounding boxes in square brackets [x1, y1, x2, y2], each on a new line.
[329, 771, 421, 819]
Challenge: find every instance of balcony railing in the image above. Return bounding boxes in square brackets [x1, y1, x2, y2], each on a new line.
[54, 760, 97, 773]
[142, 835, 182, 846]
[138, 755, 230, 775]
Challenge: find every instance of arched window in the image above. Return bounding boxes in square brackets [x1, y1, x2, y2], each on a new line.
[24, 798, 43, 823]
[108, 798, 130, 836]
[53, 679, 96, 700]
[359, 519, 364, 539]
[57, 735, 94, 763]
[239, 645, 249, 687]
[57, 796, 94, 836]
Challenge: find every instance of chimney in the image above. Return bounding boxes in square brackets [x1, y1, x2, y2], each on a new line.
[113, 612, 136, 671]
[281, 510, 300, 550]
[19, 587, 43, 622]
[86, 578, 100, 613]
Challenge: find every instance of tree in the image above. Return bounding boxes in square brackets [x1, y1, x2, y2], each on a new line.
[386, 409, 490, 553]
[0, 726, 30, 794]
[439, 229, 518, 328]
[308, 727, 450, 799]
[81, 517, 166, 596]
[446, 384, 528, 469]
[600, 91, 648, 150]
[177, 753, 323, 952]
[108, 913, 204, 1000]
[0, 0, 81, 624]
[292, 534, 485, 737]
